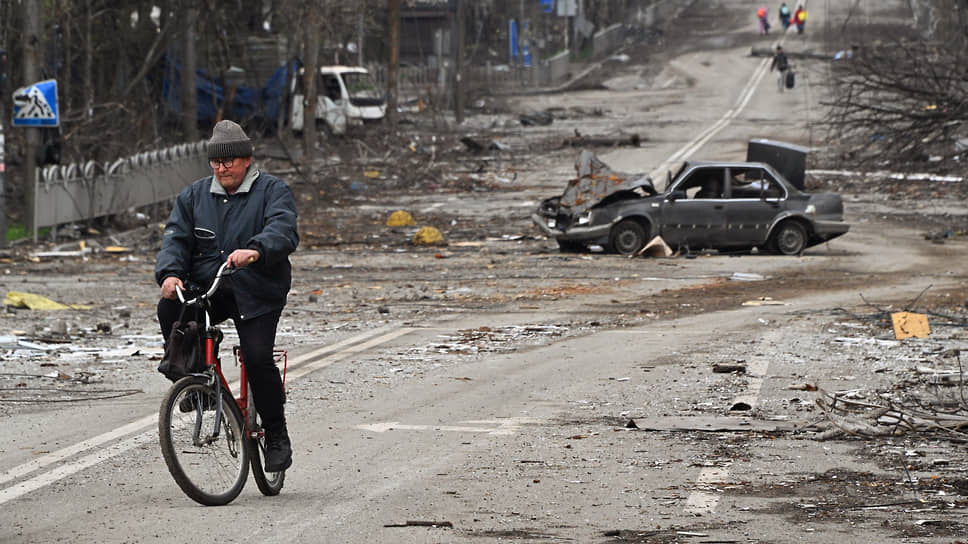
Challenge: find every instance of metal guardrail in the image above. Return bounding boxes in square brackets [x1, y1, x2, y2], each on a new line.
[33, 140, 210, 240]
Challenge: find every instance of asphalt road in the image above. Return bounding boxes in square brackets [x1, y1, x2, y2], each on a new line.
[2, 1, 967, 543]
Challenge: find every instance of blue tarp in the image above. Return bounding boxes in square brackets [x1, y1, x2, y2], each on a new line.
[161, 55, 298, 129]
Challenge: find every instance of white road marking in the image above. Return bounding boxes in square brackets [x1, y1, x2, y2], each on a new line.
[649, 55, 772, 183]
[286, 328, 417, 381]
[0, 431, 156, 504]
[0, 326, 417, 506]
[683, 357, 772, 515]
[728, 357, 770, 410]
[357, 418, 538, 436]
[0, 414, 156, 489]
[684, 466, 731, 514]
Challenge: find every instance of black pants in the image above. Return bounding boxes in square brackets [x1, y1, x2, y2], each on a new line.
[158, 292, 286, 433]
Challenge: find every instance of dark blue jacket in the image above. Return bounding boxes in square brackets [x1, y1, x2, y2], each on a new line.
[155, 169, 299, 320]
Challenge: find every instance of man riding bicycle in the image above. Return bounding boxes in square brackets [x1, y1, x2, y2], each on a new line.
[155, 120, 299, 473]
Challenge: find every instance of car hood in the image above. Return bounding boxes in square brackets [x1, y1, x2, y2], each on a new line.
[557, 150, 654, 216]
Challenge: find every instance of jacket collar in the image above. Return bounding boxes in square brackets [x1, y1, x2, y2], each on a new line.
[210, 168, 260, 195]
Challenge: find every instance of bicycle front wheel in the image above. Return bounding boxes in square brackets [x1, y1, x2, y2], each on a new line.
[158, 376, 249, 506]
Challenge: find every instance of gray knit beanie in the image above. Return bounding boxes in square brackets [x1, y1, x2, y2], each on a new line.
[207, 120, 253, 159]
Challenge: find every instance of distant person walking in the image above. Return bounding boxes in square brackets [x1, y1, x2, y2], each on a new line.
[793, 4, 807, 34]
[770, 45, 790, 92]
[757, 6, 770, 34]
[778, 3, 791, 30]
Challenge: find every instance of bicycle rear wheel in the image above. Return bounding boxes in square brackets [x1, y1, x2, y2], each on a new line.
[247, 391, 285, 495]
[158, 376, 248, 506]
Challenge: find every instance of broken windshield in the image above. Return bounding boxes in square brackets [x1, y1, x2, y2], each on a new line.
[342, 72, 383, 100]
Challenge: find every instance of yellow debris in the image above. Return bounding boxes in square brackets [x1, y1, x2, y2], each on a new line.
[891, 311, 930, 340]
[386, 210, 417, 227]
[4, 291, 92, 310]
[412, 226, 444, 245]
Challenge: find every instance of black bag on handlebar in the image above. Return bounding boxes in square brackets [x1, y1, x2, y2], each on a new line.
[158, 319, 205, 380]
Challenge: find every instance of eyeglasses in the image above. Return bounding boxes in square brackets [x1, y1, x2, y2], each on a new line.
[209, 158, 237, 169]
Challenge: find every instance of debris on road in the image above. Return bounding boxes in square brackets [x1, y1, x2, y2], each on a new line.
[636, 236, 673, 258]
[560, 131, 642, 148]
[519, 111, 554, 126]
[891, 311, 931, 339]
[412, 226, 444, 245]
[742, 297, 786, 306]
[712, 362, 747, 374]
[4, 292, 92, 311]
[386, 210, 416, 227]
[384, 520, 453, 528]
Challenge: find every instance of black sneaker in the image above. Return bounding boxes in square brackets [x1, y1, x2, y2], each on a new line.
[178, 393, 216, 413]
[264, 428, 292, 473]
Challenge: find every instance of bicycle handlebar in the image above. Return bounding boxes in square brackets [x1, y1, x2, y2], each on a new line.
[175, 262, 233, 306]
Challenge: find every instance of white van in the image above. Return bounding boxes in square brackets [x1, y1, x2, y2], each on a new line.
[289, 66, 386, 135]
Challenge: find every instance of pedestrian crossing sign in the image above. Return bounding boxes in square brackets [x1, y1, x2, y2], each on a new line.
[12, 79, 59, 127]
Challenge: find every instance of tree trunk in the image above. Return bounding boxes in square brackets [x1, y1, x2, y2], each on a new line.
[181, 2, 199, 142]
[84, 0, 93, 120]
[386, 0, 400, 128]
[301, 10, 320, 161]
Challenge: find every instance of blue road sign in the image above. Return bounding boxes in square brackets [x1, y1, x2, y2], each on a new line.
[12, 79, 59, 127]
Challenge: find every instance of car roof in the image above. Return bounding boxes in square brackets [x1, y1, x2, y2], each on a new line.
[296, 66, 370, 75]
[319, 66, 369, 73]
[682, 160, 774, 169]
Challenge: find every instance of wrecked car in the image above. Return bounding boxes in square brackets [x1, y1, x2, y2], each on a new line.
[532, 141, 850, 256]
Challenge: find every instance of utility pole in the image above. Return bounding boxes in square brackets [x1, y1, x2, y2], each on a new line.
[386, 0, 400, 128]
[24, 0, 41, 240]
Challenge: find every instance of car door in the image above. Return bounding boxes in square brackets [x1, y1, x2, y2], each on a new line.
[316, 73, 348, 135]
[658, 166, 728, 249]
[724, 166, 787, 247]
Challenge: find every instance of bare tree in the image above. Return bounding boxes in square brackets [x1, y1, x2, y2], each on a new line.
[822, 3, 968, 172]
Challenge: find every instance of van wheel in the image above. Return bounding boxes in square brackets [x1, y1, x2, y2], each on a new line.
[609, 220, 646, 256]
[310, 117, 334, 136]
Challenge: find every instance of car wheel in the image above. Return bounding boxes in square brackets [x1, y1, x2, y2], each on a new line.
[770, 221, 807, 255]
[609, 220, 646, 256]
[557, 239, 585, 253]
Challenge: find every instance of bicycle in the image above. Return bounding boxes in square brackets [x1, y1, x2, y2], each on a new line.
[157, 262, 288, 506]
